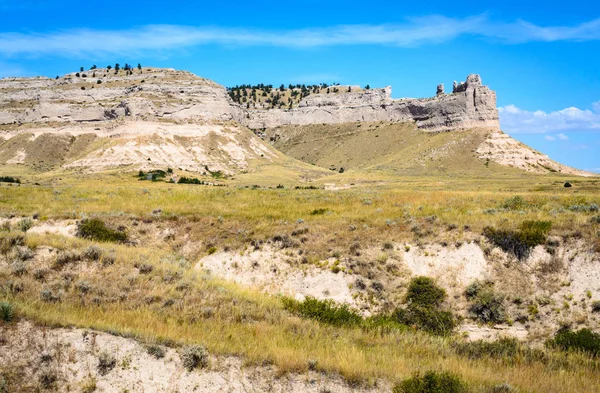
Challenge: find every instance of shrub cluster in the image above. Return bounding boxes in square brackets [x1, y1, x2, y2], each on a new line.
[77, 219, 127, 243]
[464, 281, 505, 324]
[394, 276, 457, 336]
[138, 169, 167, 181]
[547, 328, 600, 357]
[282, 296, 362, 327]
[178, 177, 205, 185]
[393, 371, 469, 393]
[484, 220, 552, 260]
[0, 176, 20, 184]
[181, 345, 209, 371]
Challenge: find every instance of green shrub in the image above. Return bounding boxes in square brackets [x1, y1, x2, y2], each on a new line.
[77, 219, 127, 243]
[406, 276, 446, 308]
[178, 177, 205, 185]
[17, 218, 33, 232]
[547, 328, 600, 357]
[484, 220, 551, 260]
[310, 208, 328, 215]
[0, 176, 20, 184]
[146, 344, 166, 359]
[282, 297, 362, 327]
[465, 281, 505, 324]
[393, 371, 469, 393]
[0, 301, 15, 322]
[394, 307, 456, 336]
[181, 345, 209, 371]
[502, 195, 526, 210]
[394, 277, 456, 336]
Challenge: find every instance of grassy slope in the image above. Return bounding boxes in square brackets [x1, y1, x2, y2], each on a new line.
[267, 122, 566, 178]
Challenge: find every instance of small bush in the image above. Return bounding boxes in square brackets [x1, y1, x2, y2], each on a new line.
[0, 301, 15, 322]
[181, 345, 209, 371]
[136, 263, 154, 274]
[15, 246, 33, 261]
[97, 352, 116, 375]
[406, 276, 446, 308]
[310, 208, 328, 215]
[11, 261, 27, 276]
[76, 281, 92, 294]
[394, 307, 456, 336]
[40, 289, 62, 303]
[39, 369, 57, 389]
[178, 177, 205, 185]
[484, 220, 552, 260]
[17, 218, 33, 232]
[146, 344, 166, 359]
[590, 216, 600, 224]
[547, 328, 600, 357]
[0, 232, 25, 254]
[393, 371, 469, 393]
[54, 250, 82, 268]
[83, 245, 104, 261]
[77, 219, 127, 243]
[282, 297, 362, 327]
[465, 281, 505, 324]
[395, 276, 456, 336]
[502, 196, 526, 210]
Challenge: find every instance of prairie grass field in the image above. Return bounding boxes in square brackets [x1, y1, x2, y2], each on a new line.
[1, 169, 600, 392]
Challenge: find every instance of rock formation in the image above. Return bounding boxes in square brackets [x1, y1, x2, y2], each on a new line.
[0, 68, 589, 175]
[242, 74, 500, 131]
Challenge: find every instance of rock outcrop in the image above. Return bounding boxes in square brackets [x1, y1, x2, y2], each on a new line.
[242, 74, 500, 131]
[1, 70, 498, 132]
[0, 68, 589, 175]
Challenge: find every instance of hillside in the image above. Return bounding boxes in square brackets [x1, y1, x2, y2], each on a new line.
[0, 67, 591, 178]
[266, 122, 590, 176]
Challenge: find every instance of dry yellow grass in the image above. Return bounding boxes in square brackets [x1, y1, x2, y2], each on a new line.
[1, 170, 600, 392]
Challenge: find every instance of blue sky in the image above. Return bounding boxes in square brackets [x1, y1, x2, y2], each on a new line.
[1, 0, 599, 172]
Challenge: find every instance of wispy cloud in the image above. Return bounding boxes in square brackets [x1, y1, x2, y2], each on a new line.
[544, 135, 556, 141]
[1, 15, 600, 57]
[499, 103, 600, 134]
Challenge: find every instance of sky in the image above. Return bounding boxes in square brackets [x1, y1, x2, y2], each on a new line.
[1, 0, 599, 172]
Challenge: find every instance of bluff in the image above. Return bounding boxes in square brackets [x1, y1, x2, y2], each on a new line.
[242, 74, 500, 132]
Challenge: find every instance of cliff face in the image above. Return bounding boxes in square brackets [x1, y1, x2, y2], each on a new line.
[1, 68, 587, 175]
[0, 68, 243, 126]
[0, 71, 497, 132]
[242, 74, 500, 131]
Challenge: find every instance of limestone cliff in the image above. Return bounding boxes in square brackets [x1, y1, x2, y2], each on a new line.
[0, 68, 588, 176]
[242, 74, 500, 132]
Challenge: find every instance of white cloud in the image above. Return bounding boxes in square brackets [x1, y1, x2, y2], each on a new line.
[499, 104, 600, 134]
[544, 135, 556, 141]
[1, 15, 600, 57]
